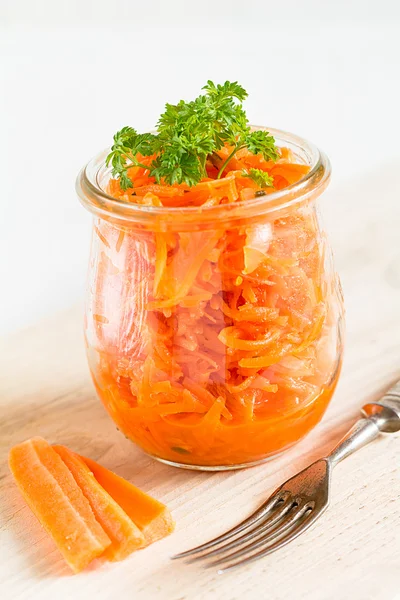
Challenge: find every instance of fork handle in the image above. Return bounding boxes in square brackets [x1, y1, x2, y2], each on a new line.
[328, 382, 400, 466]
[327, 417, 382, 467]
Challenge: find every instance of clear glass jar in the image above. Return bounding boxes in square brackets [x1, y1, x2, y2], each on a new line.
[76, 127, 344, 470]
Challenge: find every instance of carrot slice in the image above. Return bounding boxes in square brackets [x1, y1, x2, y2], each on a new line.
[53, 445, 145, 561]
[81, 456, 175, 546]
[8, 437, 111, 573]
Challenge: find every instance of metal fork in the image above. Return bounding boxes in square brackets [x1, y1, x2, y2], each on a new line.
[172, 380, 400, 573]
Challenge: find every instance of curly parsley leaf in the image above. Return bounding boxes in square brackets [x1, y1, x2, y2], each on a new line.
[202, 80, 248, 103]
[106, 127, 157, 189]
[244, 130, 280, 163]
[243, 168, 274, 188]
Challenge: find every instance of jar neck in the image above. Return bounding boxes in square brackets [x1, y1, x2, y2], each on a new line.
[76, 127, 331, 233]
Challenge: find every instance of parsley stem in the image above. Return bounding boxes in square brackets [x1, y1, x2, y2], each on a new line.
[200, 154, 207, 177]
[126, 155, 151, 171]
[216, 143, 245, 179]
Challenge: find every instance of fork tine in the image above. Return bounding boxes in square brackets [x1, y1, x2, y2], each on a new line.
[188, 495, 295, 561]
[216, 508, 320, 573]
[172, 489, 289, 560]
[208, 503, 311, 567]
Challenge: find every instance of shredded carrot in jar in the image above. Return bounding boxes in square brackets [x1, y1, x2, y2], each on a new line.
[86, 145, 342, 466]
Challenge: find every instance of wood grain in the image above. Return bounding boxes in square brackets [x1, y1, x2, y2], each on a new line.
[1, 167, 400, 600]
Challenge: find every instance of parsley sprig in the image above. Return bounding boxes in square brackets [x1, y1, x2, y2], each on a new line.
[106, 81, 279, 190]
[243, 168, 274, 188]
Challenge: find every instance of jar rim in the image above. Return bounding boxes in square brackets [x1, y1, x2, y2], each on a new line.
[76, 126, 331, 228]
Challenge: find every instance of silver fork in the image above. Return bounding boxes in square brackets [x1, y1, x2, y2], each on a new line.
[172, 380, 400, 573]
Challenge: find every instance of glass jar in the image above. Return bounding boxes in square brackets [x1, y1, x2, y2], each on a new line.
[76, 127, 344, 470]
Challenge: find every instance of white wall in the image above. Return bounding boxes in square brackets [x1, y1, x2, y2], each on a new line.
[1, 0, 400, 334]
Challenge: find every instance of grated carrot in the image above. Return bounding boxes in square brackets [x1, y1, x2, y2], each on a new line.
[86, 143, 341, 466]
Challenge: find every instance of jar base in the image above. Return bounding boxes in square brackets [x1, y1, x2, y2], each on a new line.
[149, 449, 287, 471]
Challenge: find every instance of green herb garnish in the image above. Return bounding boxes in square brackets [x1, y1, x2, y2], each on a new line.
[106, 81, 279, 190]
[242, 168, 274, 188]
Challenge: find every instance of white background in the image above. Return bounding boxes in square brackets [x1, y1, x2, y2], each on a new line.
[1, 0, 400, 335]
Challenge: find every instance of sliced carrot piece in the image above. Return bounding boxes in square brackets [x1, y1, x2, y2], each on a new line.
[53, 445, 145, 561]
[81, 456, 175, 546]
[8, 437, 111, 573]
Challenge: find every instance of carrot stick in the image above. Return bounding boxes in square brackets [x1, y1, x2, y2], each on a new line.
[81, 456, 175, 546]
[9, 437, 111, 573]
[53, 445, 145, 561]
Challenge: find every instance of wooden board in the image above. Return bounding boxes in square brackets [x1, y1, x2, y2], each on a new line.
[1, 168, 400, 599]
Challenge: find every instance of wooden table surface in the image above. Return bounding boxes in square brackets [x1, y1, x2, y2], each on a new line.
[1, 169, 400, 600]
